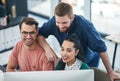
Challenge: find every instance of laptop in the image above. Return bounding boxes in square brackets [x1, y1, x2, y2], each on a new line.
[3, 70, 94, 81]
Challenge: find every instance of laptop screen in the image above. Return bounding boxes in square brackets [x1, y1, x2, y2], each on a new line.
[4, 70, 94, 81]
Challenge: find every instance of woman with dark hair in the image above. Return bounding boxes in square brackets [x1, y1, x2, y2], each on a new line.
[55, 34, 90, 70]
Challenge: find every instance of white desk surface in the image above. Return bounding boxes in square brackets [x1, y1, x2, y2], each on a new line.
[105, 33, 120, 44]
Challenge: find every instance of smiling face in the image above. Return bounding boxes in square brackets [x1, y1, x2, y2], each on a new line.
[20, 23, 38, 47]
[61, 40, 79, 66]
[55, 14, 74, 32]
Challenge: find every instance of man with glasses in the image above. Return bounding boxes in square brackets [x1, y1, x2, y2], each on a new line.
[6, 17, 54, 72]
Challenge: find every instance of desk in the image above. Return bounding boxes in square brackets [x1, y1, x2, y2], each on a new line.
[105, 33, 120, 69]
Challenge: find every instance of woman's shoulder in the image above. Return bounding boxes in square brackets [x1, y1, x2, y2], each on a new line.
[54, 59, 65, 70]
[80, 62, 90, 69]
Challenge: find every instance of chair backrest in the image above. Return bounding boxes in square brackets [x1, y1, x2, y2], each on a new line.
[92, 67, 120, 81]
[0, 65, 6, 72]
[93, 67, 110, 81]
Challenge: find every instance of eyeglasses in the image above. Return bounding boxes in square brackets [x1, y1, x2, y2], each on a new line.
[21, 31, 36, 36]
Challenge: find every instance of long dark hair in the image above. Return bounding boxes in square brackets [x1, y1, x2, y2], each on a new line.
[55, 34, 84, 70]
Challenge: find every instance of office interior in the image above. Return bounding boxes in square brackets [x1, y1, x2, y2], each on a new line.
[0, 0, 120, 73]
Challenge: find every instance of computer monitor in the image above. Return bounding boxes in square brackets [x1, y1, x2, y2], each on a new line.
[3, 70, 94, 81]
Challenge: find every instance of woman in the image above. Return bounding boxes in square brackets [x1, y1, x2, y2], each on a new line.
[55, 34, 90, 70]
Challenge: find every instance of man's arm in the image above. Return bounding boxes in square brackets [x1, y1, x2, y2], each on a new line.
[37, 36, 58, 63]
[6, 61, 16, 72]
[100, 52, 120, 81]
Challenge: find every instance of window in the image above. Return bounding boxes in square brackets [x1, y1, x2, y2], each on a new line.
[28, 0, 51, 17]
[91, 0, 120, 34]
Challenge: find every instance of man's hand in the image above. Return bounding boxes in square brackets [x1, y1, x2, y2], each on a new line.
[37, 36, 58, 65]
[109, 70, 120, 81]
[45, 46, 58, 62]
[45, 47, 59, 67]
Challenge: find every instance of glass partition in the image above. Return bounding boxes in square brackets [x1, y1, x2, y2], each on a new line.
[28, 0, 85, 17]
[27, 0, 51, 17]
[61, 0, 84, 15]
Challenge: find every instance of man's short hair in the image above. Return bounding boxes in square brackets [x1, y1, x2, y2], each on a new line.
[19, 17, 38, 30]
[54, 2, 73, 17]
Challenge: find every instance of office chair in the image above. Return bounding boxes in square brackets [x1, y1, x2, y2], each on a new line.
[0, 65, 6, 72]
[92, 67, 120, 81]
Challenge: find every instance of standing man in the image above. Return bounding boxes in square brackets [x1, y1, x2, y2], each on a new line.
[6, 17, 54, 72]
[38, 2, 120, 81]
